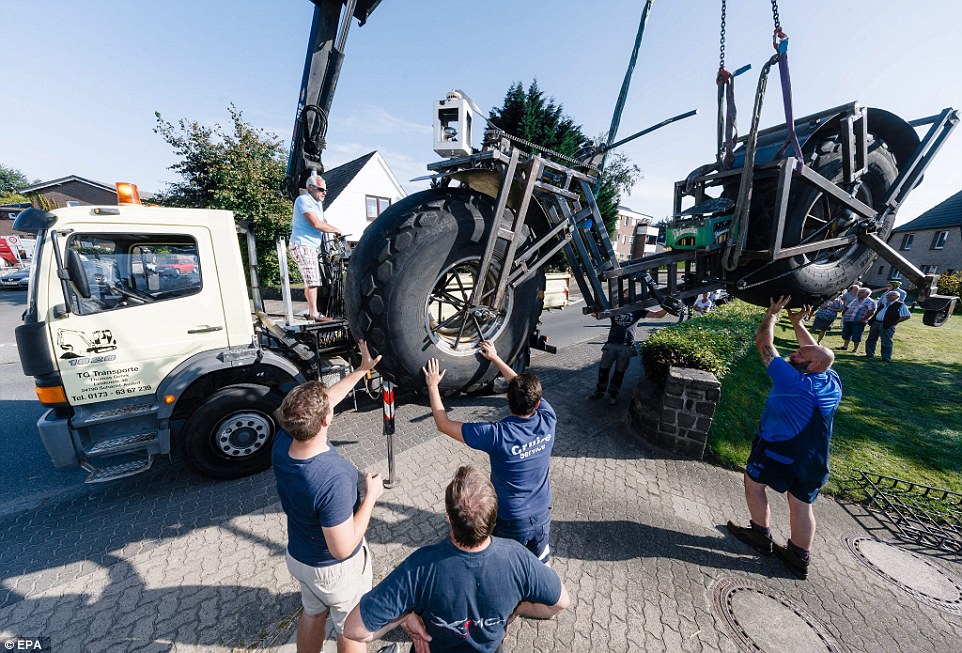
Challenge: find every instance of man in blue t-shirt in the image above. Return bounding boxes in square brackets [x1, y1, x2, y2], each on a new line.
[727, 296, 842, 581]
[289, 173, 342, 323]
[273, 340, 383, 653]
[423, 341, 556, 564]
[344, 465, 569, 652]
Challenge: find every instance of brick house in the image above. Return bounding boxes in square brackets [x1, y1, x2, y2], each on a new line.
[864, 189, 962, 289]
[612, 205, 662, 261]
[18, 175, 118, 209]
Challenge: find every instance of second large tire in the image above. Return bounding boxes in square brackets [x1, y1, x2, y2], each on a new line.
[346, 188, 545, 390]
[732, 136, 899, 307]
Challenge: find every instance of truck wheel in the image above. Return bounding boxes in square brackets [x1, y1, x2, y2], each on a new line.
[733, 137, 899, 306]
[346, 187, 545, 390]
[182, 384, 283, 479]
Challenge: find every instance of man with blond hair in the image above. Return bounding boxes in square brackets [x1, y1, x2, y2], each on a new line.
[727, 297, 842, 581]
[345, 465, 569, 652]
[273, 340, 382, 653]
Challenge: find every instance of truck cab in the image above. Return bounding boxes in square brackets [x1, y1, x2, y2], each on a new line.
[15, 204, 308, 482]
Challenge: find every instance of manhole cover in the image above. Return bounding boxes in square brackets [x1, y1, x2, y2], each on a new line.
[845, 535, 962, 615]
[713, 577, 844, 652]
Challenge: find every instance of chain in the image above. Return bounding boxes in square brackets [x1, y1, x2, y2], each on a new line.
[719, 0, 727, 70]
[771, 0, 782, 34]
[488, 128, 599, 172]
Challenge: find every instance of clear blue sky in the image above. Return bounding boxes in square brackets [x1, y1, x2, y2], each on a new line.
[3, 0, 961, 226]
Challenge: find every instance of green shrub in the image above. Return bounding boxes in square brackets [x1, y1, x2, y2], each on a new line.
[639, 300, 765, 386]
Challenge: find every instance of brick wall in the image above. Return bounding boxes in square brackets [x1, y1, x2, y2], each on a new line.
[629, 366, 721, 459]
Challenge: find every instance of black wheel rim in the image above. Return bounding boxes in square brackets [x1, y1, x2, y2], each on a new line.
[798, 180, 873, 269]
[424, 257, 512, 356]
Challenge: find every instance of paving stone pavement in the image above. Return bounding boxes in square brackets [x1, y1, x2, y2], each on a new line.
[2, 332, 961, 652]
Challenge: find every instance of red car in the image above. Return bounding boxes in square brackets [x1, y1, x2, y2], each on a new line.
[157, 255, 196, 275]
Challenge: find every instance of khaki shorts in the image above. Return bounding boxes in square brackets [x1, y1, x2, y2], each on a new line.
[285, 541, 372, 634]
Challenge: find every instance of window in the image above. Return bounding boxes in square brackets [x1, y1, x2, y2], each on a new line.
[65, 233, 202, 315]
[932, 230, 948, 249]
[65, 201, 81, 207]
[889, 269, 902, 280]
[899, 234, 914, 250]
[877, 265, 885, 275]
[365, 195, 391, 221]
[922, 265, 939, 275]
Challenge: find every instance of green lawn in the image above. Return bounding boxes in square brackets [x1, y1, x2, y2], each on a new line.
[708, 308, 962, 501]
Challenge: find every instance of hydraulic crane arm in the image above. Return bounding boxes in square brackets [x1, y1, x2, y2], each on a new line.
[284, 0, 382, 200]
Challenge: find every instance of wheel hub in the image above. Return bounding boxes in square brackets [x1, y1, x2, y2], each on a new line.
[216, 411, 272, 458]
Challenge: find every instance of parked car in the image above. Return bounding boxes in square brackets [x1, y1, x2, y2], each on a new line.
[157, 255, 197, 276]
[0, 266, 30, 290]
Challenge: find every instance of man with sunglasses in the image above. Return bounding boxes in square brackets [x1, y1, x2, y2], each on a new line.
[290, 173, 342, 322]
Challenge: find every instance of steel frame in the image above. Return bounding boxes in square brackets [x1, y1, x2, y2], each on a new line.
[425, 104, 958, 325]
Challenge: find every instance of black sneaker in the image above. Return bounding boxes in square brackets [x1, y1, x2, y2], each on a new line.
[606, 394, 618, 405]
[587, 391, 604, 400]
[773, 541, 810, 580]
[726, 521, 773, 555]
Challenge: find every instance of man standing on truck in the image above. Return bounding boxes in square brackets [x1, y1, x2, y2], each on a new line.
[273, 340, 383, 653]
[423, 341, 557, 565]
[727, 297, 842, 581]
[290, 172, 342, 322]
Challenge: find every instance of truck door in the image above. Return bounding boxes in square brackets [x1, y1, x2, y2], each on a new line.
[54, 228, 229, 406]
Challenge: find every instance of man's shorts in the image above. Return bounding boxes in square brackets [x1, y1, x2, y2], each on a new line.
[494, 509, 551, 563]
[811, 315, 835, 332]
[285, 541, 372, 634]
[745, 436, 827, 504]
[840, 320, 867, 343]
[290, 242, 321, 287]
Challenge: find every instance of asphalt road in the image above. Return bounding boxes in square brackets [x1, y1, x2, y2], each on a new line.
[0, 289, 603, 516]
[0, 290, 87, 516]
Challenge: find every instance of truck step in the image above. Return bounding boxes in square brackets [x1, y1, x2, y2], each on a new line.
[85, 431, 158, 456]
[80, 456, 153, 483]
[71, 402, 158, 428]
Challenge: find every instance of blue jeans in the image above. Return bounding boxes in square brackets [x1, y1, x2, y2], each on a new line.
[864, 321, 897, 360]
[494, 509, 551, 563]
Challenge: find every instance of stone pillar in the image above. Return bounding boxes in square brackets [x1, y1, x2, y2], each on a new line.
[629, 366, 721, 459]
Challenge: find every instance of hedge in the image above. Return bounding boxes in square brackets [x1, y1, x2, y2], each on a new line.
[639, 301, 766, 386]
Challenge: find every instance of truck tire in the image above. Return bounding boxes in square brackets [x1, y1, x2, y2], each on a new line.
[346, 187, 545, 390]
[182, 383, 283, 479]
[733, 137, 899, 306]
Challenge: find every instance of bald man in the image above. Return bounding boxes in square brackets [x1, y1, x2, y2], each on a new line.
[727, 296, 842, 581]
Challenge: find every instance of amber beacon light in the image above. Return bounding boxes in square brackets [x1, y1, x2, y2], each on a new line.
[115, 182, 142, 205]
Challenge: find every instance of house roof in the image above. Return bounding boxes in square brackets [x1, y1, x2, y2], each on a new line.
[322, 151, 379, 208]
[892, 188, 962, 233]
[19, 175, 115, 194]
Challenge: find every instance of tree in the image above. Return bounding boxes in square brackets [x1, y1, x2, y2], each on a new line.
[487, 80, 641, 241]
[0, 165, 31, 195]
[153, 106, 292, 285]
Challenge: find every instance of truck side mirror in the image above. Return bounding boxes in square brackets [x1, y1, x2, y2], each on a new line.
[65, 249, 92, 299]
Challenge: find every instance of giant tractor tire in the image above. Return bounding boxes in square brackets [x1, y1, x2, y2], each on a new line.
[732, 136, 899, 307]
[345, 187, 546, 391]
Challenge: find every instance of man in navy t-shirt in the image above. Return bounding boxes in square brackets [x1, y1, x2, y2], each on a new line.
[423, 341, 556, 564]
[588, 305, 667, 405]
[273, 340, 384, 653]
[727, 297, 842, 581]
[344, 465, 569, 652]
